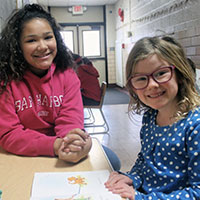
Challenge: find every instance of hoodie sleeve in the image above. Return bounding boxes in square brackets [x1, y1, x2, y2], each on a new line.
[54, 69, 84, 137]
[0, 87, 56, 156]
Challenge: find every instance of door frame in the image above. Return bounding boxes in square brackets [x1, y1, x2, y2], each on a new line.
[59, 5, 108, 82]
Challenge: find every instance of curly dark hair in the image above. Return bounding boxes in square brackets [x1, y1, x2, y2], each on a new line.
[0, 4, 73, 93]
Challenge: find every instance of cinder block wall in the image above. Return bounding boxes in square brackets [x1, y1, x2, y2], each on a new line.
[113, 0, 200, 86]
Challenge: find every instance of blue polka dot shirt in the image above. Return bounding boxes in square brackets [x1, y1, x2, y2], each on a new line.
[126, 107, 200, 199]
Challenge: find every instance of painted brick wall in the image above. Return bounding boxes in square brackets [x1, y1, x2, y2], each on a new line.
[114, 0, 200, 86]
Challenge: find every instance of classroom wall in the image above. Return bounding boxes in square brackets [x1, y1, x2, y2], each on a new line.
[106, 5, 116, 84]
[50, 6, 104, 23]
[114, 0, 200, 87]
[0, 0, 39, 33]
[0, 0, 16, 32]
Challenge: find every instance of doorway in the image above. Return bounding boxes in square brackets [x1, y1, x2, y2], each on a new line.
[61, 24, 106, 84]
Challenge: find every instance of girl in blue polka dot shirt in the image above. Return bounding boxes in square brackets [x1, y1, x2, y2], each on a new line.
[105, 36, 200, 199]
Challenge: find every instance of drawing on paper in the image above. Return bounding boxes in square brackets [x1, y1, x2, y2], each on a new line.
[55, 175, 91, 200]
[67, 175, 90, 200]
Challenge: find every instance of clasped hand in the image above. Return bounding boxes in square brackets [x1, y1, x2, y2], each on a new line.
[54, 128, 92, 163]
[105, 171, 135, 200]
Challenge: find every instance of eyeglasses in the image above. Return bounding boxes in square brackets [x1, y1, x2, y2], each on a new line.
[130, 65, 175, 90]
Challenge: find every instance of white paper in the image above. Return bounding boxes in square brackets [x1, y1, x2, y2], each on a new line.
[30, 170, 121, 200]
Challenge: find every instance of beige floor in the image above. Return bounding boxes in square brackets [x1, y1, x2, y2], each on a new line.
[84, 104, 142, 172]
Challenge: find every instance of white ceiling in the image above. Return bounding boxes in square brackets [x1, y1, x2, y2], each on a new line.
[37, 0, 119, 6]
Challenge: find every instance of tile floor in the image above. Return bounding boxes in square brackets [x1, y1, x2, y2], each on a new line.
[84, 104, 143, 172]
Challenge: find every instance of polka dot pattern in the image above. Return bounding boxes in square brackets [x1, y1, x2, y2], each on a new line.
[128, 108, 200, 199]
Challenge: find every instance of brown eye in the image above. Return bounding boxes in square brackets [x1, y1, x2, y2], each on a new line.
[45, 35, 53, 40]
[26, 39, 36, 43]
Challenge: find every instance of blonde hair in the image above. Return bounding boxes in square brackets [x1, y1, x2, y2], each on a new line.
[126, 36, 200, 120]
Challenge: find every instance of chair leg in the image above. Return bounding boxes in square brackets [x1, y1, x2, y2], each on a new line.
[84, 108, 95, 125]
[84, 108, 109, 135]
[99, 109, 109, 133]
[84, 108, 91, 120]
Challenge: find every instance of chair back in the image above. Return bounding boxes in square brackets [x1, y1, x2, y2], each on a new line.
[84, 81, 107, 109]
[99, 81, 107, 108]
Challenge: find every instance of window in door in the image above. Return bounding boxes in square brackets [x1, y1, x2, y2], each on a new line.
[60, 30, 74, 52]
[82, 30, 100, 57]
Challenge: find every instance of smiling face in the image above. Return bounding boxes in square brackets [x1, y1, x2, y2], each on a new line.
[20, 18, 57, 76]
[133, 54, 179, 115]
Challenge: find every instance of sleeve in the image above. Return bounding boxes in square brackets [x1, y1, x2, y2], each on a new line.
[117, 151, 144, 190]
[134, 188, 200, 199]
[0, 87, 56, 157]
[54, 69, 84, 137]
[127, 152, 144, 190]
[134, 116, 200, 199]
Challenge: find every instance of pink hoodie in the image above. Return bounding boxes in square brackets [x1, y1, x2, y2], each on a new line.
[0, 64, 84, 156]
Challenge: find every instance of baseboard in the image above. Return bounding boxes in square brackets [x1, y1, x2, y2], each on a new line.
[108, 83, 127, 90]
[107, 83, 118, 88]
[107, 84, 129, 95]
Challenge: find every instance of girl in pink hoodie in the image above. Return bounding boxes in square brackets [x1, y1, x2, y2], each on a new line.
[0, 4, 92, 163]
